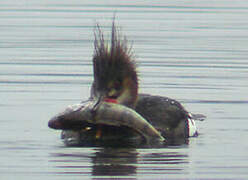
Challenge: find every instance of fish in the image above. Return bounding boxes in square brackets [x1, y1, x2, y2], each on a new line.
[48, 100, 165, 146]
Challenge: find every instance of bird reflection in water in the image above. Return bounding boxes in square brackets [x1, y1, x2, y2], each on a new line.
[50, 147, 189, 178]
[92, 148, 138, 177]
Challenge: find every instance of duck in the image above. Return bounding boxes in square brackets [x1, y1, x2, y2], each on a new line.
[50, 21, 205, 146]
[90, 22, 204, 142]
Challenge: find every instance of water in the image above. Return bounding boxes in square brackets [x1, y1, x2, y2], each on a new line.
[1, 1, 248, 179]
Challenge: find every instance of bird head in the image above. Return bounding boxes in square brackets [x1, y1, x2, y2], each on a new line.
[91, 22, 138, 109]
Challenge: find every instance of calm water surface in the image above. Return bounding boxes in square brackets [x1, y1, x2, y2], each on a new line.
[1, 1, 248, 179]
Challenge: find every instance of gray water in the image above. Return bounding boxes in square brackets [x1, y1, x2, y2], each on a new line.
[1, 1, 248, 179]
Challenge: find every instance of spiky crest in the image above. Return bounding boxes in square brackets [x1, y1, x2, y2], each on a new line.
[92, 21, 138, 107]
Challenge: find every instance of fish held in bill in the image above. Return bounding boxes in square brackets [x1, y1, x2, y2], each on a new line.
[48, 100, 165, 146]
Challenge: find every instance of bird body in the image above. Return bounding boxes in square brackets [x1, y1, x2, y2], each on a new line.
[135, 94, 198, 139]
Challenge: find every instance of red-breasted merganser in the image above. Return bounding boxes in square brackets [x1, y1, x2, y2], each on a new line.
[90, 22, 204, 140]
[49, 22, 205, 146]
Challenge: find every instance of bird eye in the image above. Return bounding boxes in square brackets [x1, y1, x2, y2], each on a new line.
[106, 79, 122, 98]
[108, 88, 117, 98]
